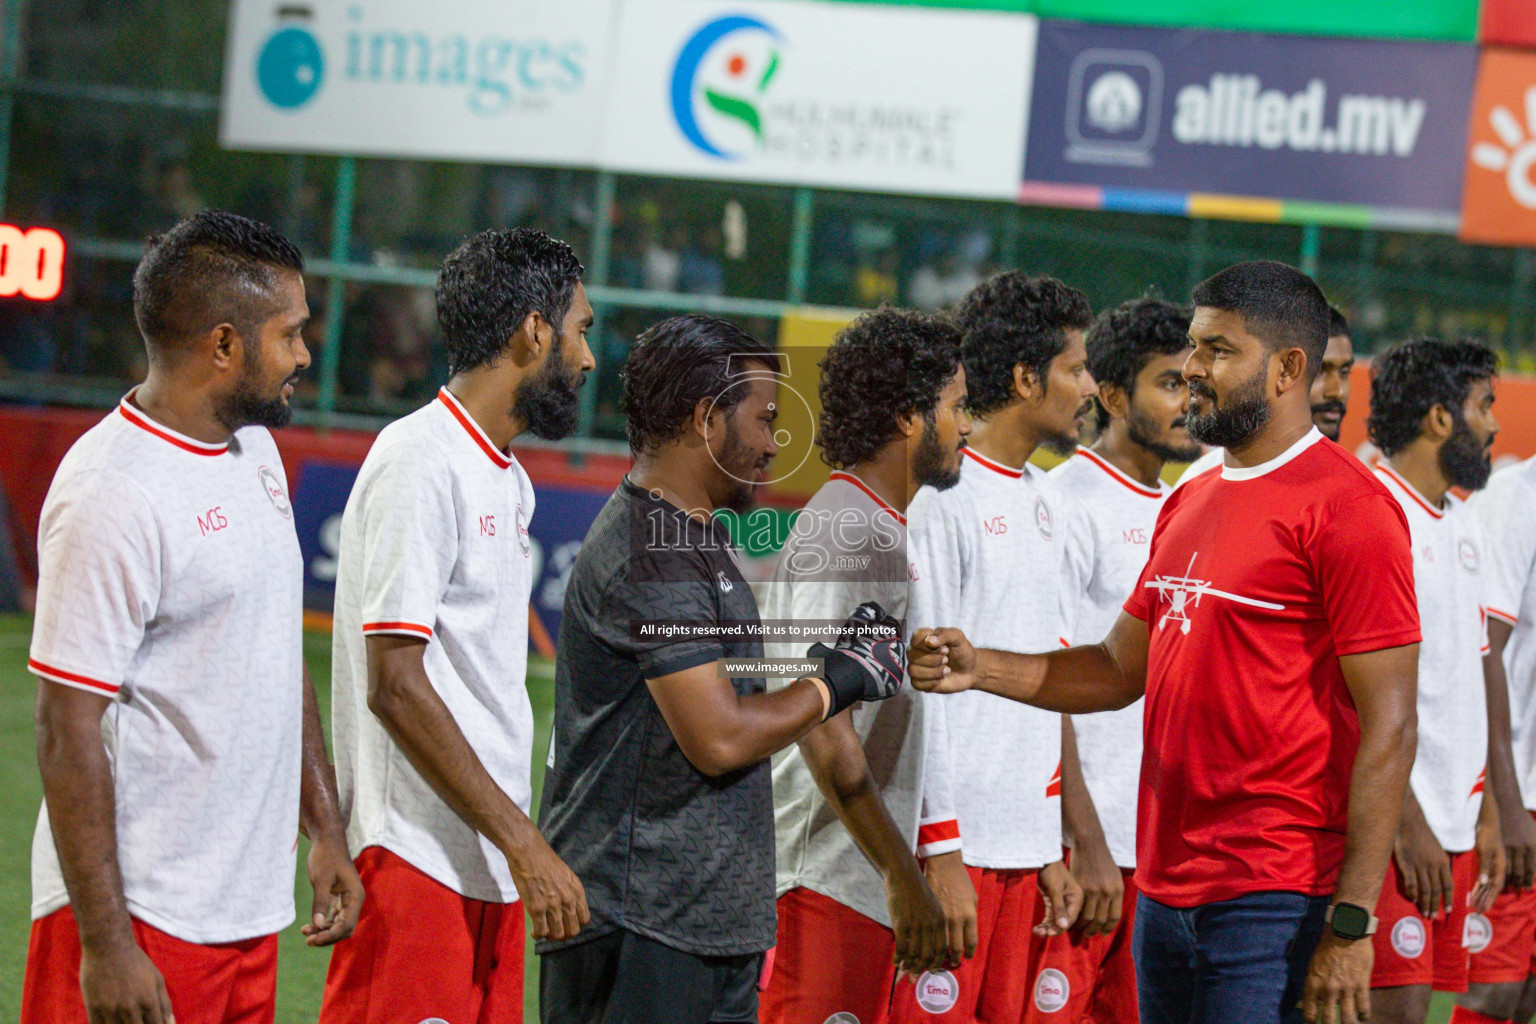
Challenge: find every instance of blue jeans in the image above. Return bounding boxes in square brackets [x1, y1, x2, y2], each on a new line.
[1134, 890, 1330, 1024]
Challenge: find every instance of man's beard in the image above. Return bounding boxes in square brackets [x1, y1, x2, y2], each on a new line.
[217, 345, 294, 431]
[1440, 414, 1493, 491]
[716, 417, 768, 514]
[1187, 365, 1270, 448]
[1127, 402, 1203, 463]
[912, 410, 962, 491]
[1311, 399, 1347, 441]
[515, 336, 586, 441]
[1040, 400, 1094, 458]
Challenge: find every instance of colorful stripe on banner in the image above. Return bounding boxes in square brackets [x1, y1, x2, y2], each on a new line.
[1018, 182, 1459, 233]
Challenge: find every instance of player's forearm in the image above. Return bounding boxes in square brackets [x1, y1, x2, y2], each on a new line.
[368, 661, 537, 856]
[689, 678, 827, 776]
[800, 714, 924, 884]
[973, 645, 1138, 714]
[1060, 716, 1107, 847]
[1484, 621, 1527, 815]
[298, 663, 348, 848]
[34, 689, 135, 953]
[1332, 705, 1417, 910]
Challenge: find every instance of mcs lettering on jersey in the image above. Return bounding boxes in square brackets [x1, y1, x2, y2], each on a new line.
[197, 507, 229, 536]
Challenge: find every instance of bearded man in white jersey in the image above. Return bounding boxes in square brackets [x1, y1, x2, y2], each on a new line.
[1033, 297, 1202, 1023]
[760, 307, 975, 1024]
[891, 272, 1099, 1024]
[1364, 338, 1507, 1024]
[1178, 305, 1353, 483]
[22, 211, 363, 1024]
[1459, 448, 1536, 1024]
[320, 228, 596, 1024]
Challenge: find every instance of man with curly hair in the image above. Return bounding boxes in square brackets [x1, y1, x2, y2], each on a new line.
[889, 271, 1099, 1024]
[1030, 297, 1202, 1024]
[1363, 338, 1506, 1024]
[538, 314, 909, 1023]
[908, 261, 1423, 1024]
[759, 308, 975, 1024]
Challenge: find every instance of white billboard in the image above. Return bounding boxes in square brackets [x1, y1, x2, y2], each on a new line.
[220, 0, 616, 165]
[598, 0, 1036, 198]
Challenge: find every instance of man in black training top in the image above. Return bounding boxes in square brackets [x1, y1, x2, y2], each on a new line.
[538, 314, 908, 1023]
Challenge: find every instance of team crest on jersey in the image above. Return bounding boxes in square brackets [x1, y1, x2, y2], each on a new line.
[1465, 912, 1493, 953]
[914, 969, 960, 1013]
[1033, 968, 1070, 1013]
[1145, 552, 1285, 635]
[1034, 497, 1054, 540]
[257, 465, 291, 519]
[1459, 538, 1480, 573]
[1392, 917, 1427, 958]
[516, 502, 531, 557]
[823, 1014, 861, 1024]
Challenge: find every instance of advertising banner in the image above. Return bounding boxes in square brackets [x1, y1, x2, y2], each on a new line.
[220, 0, 616, 165]
[1480, 0, 1536, 47]
[1023, 22, 1478, 220]
[599, 0, 1036, 199]
[1460, 49, 1536, 247]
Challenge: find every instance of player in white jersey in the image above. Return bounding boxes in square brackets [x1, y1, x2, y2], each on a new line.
[319, 229, 595, 1024]
[1178, 305, 1354, 483]
[760, 308, 974, 1024]
[22, 212, 362, 1024]
[1364, 338, 1506, 1024]
[891, 272, 1098, 1024]
[1460, 455, 1536, 1024]
[1036, 297, 1201, 1023]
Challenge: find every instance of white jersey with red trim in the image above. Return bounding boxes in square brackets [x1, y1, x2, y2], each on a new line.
[1376, 464, 1489, 852]
[331, 387, 536, 902]
[907, 447, 1071, 869]
[1470, 458, 1536, 812]
[765, 473, 957, 926]
[28, 392, 303, 943]
[1050, 447, 1169, 868]
[1173, 447, 1224, 489]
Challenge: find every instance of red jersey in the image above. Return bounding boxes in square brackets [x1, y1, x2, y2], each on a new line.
[1123, 429, 1420, 907]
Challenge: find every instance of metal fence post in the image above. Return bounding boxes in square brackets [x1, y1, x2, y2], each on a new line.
[787, 186, 814, 304]
[317, 156, 356, 428]
[1300, 222, 1321, 279]
[0, 0, 25, 217]
[576, 170, 617, 440]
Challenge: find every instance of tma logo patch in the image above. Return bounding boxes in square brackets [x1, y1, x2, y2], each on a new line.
[669, 14, 782, 159]
[257, 7, 325, 109]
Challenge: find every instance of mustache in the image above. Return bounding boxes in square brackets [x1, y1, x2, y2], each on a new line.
[1170, 416, 1188, 429]
[1311, 400, 1346, 417]
[1188, 380, 1217, 401]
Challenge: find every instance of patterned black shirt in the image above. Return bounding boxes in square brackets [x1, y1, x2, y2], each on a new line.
[536, 478, 775, 957]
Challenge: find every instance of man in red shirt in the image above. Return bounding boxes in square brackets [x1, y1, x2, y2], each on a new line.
[910, 260, 1421, 1024]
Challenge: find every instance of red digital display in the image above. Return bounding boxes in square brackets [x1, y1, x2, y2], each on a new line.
[0, 225, 65, 301]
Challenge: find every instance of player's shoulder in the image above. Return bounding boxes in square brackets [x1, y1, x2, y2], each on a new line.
[1478, 457, 1536, 507]
[1311, 440, 1395, 503]
[360, 403, 455, 477]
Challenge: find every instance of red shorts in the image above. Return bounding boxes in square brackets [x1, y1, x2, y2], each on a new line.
[760, 887, 897, 1024]
[1370, 848, 1477, 992]
[1468, 816, 1536, 985]
[1027, 868, 1139, 1024]
[889, 865, 1043, 1024]
[21, 906, 277, 1024]
[318, 846, 525, 1024]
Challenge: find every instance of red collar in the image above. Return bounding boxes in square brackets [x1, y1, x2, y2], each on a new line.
[437, 388, 512, 469]
[117, 388, 229, 456]
[961, 446, 1024, 479]
[1074, 447, 1164, 498]
[828, 471, 906, 525]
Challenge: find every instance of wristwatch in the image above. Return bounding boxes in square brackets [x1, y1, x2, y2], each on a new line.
[1324, 902, 1378, 940]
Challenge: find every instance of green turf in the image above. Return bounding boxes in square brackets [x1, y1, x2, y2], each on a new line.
[0, 614, 1461, 1022]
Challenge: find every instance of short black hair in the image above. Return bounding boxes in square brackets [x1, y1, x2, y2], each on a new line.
[1368, 337, 1499, 457]
[818, 307, 962, 470]
[1329, 305, 1350, 339]
[436, 227, 585, 377]
[132, 210, 304, 353]
[1191, 261, 1330, 380]
[1085, 297, 1191, 431]
[954, 271, 1094, 416]
[623, 314, 781, 455]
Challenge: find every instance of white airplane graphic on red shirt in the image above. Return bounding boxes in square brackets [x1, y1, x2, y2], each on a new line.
[1145, 552, 1286, 634]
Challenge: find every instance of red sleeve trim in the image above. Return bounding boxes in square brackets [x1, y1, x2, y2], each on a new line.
[362, 621, 434, 639]
[917, 819, 961, 847]
[1488, 607, 1519, 626]
[1333, 626, 1422, 658]
[1046, 761, 1063, 798]
[28, 658, 120, 696]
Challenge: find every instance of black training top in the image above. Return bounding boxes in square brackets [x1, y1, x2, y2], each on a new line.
[536, 478, 775, 957]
